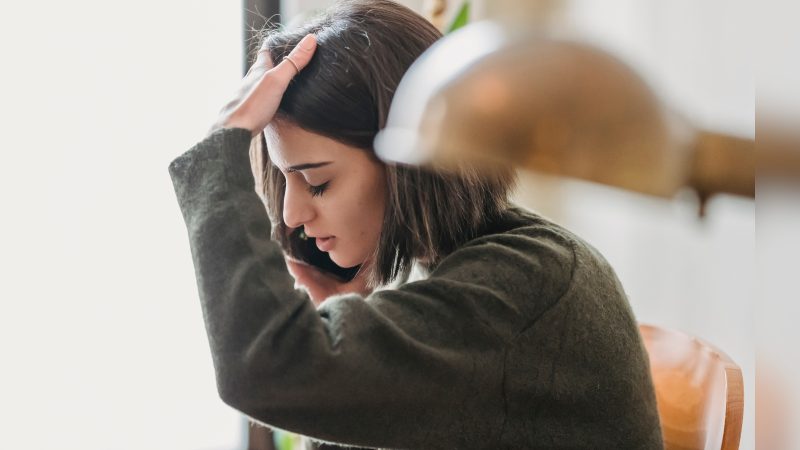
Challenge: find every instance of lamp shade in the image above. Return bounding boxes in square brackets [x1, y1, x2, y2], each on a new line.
[376, 22, 727, 199]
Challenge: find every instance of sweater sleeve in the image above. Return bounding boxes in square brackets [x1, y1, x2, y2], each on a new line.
[168, 128, 575, 449]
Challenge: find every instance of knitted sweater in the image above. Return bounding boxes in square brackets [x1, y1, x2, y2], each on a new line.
[168, 127, 663, 449]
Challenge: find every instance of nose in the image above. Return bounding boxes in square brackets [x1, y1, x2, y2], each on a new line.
[282, 182, 315, 228]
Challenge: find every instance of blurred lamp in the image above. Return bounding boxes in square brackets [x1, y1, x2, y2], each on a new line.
[375, 20, 754, 211]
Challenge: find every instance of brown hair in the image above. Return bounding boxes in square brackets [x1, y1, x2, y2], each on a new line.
[256, 0, 516, 287]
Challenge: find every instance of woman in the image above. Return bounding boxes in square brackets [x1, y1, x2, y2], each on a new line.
[169, 1, 663, 448]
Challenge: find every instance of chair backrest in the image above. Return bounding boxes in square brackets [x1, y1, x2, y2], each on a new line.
[639, 324, 744, 450]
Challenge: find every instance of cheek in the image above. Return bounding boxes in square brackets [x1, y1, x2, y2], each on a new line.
[332, 169, 386, 261]
[356, 169, 387, 235]
[343, 185, 385, 240]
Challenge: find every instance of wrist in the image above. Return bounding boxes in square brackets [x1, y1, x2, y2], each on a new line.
[218, 112, 258, 137]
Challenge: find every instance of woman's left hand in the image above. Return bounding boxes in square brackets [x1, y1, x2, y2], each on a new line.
[285, 256, 372, 306]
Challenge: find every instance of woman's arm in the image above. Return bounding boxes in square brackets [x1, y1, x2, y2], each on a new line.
[168, 127, 574, 448]
[169, 30, 616, 448]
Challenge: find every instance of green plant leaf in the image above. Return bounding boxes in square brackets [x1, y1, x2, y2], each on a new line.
[446, 1, 471, 34]
[273, 429, 301, 450]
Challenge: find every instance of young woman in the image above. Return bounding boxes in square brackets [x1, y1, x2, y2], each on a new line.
[169, 1, 663, 448]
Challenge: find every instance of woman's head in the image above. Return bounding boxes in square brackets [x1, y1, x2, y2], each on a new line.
[258, 0, 516, 287]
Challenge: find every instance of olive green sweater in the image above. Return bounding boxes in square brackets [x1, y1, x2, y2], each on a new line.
[168, 127, 663, 449]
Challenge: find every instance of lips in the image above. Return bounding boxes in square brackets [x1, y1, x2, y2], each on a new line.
[315, 236, 335, 252]
[305, 229, 335, 251]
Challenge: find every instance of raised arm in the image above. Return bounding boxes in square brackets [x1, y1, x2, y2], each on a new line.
[168, 127, 573, 448]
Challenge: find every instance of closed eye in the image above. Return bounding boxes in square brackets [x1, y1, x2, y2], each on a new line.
[307, 181, 330, 197]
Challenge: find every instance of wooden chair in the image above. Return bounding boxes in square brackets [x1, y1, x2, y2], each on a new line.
[639, 324, 744, 450]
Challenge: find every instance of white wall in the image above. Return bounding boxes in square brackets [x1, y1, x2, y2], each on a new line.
[0, 1, 246, 449]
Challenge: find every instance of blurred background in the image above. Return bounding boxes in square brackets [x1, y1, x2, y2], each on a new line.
[0, 0, 773, 449]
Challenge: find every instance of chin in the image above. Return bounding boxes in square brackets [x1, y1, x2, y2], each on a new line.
[330, 251, 361, 269]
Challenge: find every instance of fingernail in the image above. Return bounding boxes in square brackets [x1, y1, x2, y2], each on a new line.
[300, 34, 316, 50]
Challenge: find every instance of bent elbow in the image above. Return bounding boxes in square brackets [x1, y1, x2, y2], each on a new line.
[216, 374, 249, 411]
[214, 364, 262, 412]
[215, 369, 280, 420]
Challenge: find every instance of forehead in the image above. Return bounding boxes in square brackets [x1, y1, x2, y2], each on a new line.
[265, 121, 354, 170]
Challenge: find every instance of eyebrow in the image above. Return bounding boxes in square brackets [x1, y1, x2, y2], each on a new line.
[286, 161, 333, 173]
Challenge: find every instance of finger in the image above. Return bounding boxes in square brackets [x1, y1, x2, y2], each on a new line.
[284, 258, 306, 279]
[238, 35, 316, 122]
[285, 259, 322, 285]
[246, 34, 317, 109]
[273, 34, 318, 82]
[253, 46, 275, 71]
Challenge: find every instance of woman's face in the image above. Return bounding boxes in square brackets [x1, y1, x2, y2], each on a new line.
[265, 121, 387, 269]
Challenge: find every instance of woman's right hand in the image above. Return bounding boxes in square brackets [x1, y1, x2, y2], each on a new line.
[210, 34, 318, 137]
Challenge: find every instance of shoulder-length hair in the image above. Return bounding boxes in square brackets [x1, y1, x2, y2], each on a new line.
[255, 0, 516, 288]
